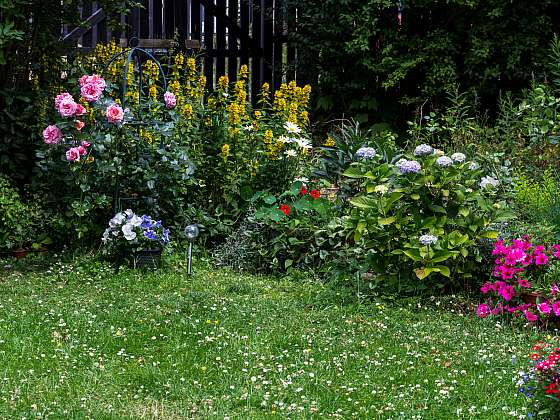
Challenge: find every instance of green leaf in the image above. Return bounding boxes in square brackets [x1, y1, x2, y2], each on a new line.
[434, 265, 451, 277]
[343, 166, 364, 178]
[458, 207, 469, 217]
[263, 195, 277, 205]
[414, 267, 433, 280]
[431, 251, 453, 263]
[349, 196, 377, 209]
[428, 204, 446, 214]
[479, 230, 499, 239]
[403, 249, 421, 262]
[378, 216, 396, 226]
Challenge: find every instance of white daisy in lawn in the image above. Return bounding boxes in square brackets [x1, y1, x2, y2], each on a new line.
[295, 137, 312, 149]
[284, 121, 301, 134]
[284, 149, 297, 158]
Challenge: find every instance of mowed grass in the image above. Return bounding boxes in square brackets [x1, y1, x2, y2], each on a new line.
[0, 259, 551, 419]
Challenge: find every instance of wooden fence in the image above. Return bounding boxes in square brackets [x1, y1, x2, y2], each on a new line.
[63, 0, 298, 101]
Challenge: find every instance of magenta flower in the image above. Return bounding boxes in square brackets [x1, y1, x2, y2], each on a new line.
[477, 303, 491, 318]
[537, 302, 552, 315]
[524, 311, 538, 322]
[66, 147, 81, 162]
[518, 278, 531, 288]
[535, 253, 549, 265]
[552, 301, 560, 316]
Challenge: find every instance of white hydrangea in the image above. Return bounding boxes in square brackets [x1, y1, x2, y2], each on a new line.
[451, 152, 466, 163]
[436, 156, 453, 167]
[480, 176, 499, 189]
[419, 234, 438, 245]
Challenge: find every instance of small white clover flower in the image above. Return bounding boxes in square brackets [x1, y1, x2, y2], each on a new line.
[355, 146, 377, 159]
[414, 144, 433, 156]
[480, 176, 499, 189]
[419, 234, 438, 245]
[469, 162, 479, 170]
[451, 152, 466, 163]
[436, 156, 453, 167]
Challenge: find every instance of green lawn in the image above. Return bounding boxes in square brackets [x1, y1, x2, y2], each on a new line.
[0, 259, 551, 418]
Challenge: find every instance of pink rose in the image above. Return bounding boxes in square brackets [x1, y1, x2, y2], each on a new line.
[58, 98, 78, 118]
[75, 120, 85, 131]
[54, 92, 73, 110]
[164, 91, 176, 109]
[42, 125, 63, 145]
[79, 74, 106, 90]
[75, 103, 86, 116]
[81, 140, 90, 147]
[66, 147, 81, 162]
[77, 146, 87, 156]
[81, 83, 104, 102]
[106, 104, 124, 124]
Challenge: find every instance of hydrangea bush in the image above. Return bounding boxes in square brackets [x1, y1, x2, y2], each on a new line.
[342, 143, 511, 290]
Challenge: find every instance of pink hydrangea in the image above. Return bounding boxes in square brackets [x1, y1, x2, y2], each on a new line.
[66, 147, 81, 162]
[106, 104, 124, 124]
[42, 125, 63, 145]
[58, 97, 78, 118]
[164, 91, 176, 109]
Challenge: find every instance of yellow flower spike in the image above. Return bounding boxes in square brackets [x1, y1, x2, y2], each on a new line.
[264, 129, 273, 144]
[182, 104, 194, 120]
[239, 64, 249, 79]
[254, 110, 262, 120]
[324, 137, 335, 147]
[218, 75, 229, 91]
[301, 110, 309, 122]
[221, 143, 230, 161]
[149, 85, 157, 101]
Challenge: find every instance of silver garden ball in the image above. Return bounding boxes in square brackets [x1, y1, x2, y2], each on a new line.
[184, 224, 199, 242]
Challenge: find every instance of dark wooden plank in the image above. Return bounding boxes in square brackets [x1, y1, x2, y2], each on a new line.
[228, 0, 238, 80]
[272, 0, 284, 89]
[174, 0, 187, 43]
[153, 0, 163, 38]
[216, 0, 226, 78]
[91, 2, 99, 46]
[140, 0, 150, 38]
[251, 0, 263, 100]
[239, 0, 249, 65]
[204, 2, 214, 87]
[62, 7, 106, 43]
[130, 4, 141, 39]
[164, 0, 175, 38]
[286, 4, 296, 81]
[190, 0, 202, 41]
[82, 2, 93, 48]
[263, 0, 273, 85]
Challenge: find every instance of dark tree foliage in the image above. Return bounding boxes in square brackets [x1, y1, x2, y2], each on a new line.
[287, 0, 560, 127]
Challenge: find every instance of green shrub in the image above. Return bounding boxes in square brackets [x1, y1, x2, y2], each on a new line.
[343, 144, 512, 292]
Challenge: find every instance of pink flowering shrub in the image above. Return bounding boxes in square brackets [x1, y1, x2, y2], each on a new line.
[477, 237, 560, 323]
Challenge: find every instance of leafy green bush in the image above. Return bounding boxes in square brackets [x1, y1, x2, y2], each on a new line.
[343, 144, 512, 291]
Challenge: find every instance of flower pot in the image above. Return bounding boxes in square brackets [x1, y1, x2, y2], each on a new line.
[12, 249, 28, 259]
[132, 248, 161, 269]
[521, 292, 547, 305]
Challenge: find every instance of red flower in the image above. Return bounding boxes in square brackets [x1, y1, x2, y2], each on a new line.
[300, 186, 308, 195]
[279, 204, 291, 216]
[309, 189, 320, 199]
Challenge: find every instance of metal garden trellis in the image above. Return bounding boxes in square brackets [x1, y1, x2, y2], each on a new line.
[101, 37, 170, 214]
